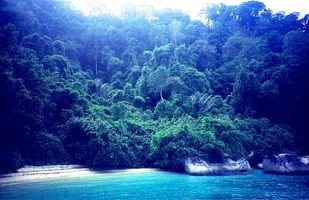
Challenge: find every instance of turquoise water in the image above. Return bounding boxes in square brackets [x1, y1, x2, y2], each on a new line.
[0, 169, 308, 199]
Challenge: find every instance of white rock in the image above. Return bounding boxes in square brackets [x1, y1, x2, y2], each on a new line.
[262, 154, 309, 174]
[184, 158, 251, 175]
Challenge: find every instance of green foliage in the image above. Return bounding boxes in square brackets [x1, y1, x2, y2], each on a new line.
[150, 115, 295, 170]
[153, 43, 175, 67]
[52, 40, 65, 55]
[230, 69, 259, 115]
[189, 40, 217, 71]
[42, 55, 69, 75]
[0, 0, 307, 173]
[153, 100, 174, 119]
[27, 132, 70, 165]
[148, 66, 168, 95]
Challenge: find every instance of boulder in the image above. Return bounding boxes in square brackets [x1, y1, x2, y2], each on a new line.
[262, 153, 309, 174]
[184, 157, 252, 175]
[257, 163, 263, 169]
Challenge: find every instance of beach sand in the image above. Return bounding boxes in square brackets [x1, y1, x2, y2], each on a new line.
[0, 165, 159, 186]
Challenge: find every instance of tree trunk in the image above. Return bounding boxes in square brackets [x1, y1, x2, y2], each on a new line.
[95, 39, 98, 76]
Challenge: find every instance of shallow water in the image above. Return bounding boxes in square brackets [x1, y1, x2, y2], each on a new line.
[0, 168, 309, 200]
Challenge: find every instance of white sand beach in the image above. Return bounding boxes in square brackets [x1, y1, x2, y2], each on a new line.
[0, 165, 159, 186]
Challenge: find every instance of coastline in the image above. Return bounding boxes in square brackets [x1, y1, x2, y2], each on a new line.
[0, 167, 308, 199]
[0, 165, 160, 186]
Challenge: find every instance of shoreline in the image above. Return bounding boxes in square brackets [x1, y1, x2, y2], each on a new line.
[0, 165, 160, 186]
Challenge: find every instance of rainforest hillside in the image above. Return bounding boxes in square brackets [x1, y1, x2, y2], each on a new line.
[0, 0, 308, 173]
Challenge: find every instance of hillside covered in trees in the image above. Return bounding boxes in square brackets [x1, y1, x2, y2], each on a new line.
[0, 0, 308, 173]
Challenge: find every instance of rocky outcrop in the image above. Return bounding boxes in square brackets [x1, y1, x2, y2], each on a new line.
[257, 163, 263, 169]
[262, 153, 309, 174]
[184, 157, 252, 175]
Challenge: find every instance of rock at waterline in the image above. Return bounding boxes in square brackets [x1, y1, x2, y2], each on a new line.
[184, 158, 252, 175]
[257, 163, 263, 169]
[262, 153, 309, 174]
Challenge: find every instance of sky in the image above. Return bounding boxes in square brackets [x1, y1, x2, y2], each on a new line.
[68, 0, 309, 19]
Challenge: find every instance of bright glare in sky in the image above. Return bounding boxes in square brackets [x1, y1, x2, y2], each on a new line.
[68, 0, 309, 19]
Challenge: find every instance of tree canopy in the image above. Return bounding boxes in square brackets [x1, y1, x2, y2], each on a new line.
[0, 0, 308, 173]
